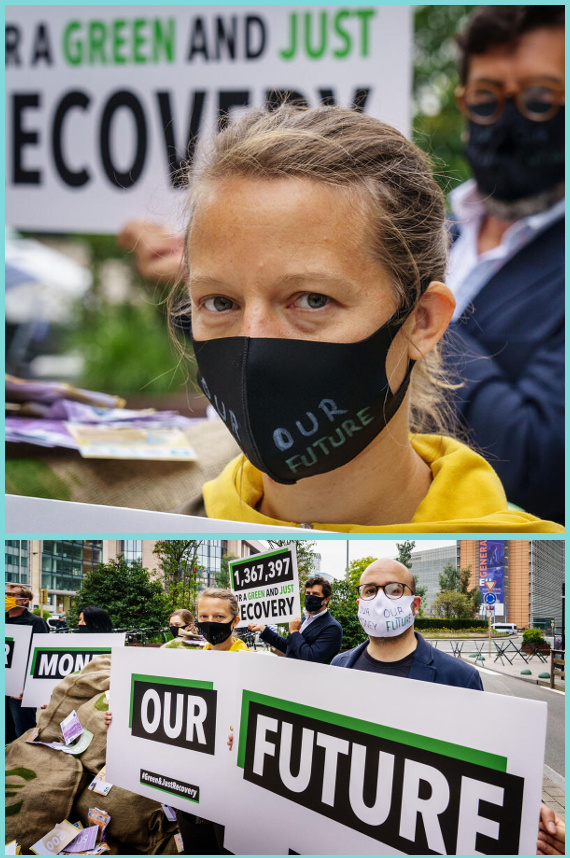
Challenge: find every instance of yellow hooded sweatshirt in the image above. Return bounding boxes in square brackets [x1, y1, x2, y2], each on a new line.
[203, 434, 563, 533]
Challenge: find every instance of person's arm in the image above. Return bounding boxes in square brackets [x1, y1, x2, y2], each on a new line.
[537, 804, 565, 855]
[287, 622, 343, 664]
[445, 325, 564, 518]
[118, 219, 185, 282]
[258, 626, 287, 654]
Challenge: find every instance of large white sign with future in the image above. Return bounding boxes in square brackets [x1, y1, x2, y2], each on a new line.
[5, 5, 411, 233]
[106, 647, 547, 855]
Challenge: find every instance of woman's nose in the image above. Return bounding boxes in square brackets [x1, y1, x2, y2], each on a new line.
[240, 303, 287, 339]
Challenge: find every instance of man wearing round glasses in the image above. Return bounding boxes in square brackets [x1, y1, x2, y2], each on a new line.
[331, 559, 482, 688]
[444, 6, 564, 525]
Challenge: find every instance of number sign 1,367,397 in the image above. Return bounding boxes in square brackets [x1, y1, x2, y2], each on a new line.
[232, 556, 293, 592]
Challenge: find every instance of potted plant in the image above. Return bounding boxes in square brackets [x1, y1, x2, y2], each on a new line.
[521, 628, 551, 655]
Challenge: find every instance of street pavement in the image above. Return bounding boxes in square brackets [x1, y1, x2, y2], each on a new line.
[424, 636, 565, 820]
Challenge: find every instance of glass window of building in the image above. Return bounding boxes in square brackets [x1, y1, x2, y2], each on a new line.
[197, 541, 226, 588]
[121, 540, 143, 564]
[5, 540, 29, 585]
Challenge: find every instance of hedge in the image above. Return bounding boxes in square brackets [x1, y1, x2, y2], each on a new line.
[415, 618, 488, 630]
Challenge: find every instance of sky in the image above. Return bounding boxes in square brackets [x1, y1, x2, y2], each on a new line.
[310, 539, 456, 580]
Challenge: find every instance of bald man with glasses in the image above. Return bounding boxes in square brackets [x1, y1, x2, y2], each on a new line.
[331, 558, 482, 688]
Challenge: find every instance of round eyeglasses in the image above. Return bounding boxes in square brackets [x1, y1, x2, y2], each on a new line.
[455, 78, 564, 125]
[357, 582, 414, 601]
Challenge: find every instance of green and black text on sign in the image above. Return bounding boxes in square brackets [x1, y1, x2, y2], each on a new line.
[130, 674, 217, 755]
[238, 692, 524, 855]
[30, 647, 111, 679]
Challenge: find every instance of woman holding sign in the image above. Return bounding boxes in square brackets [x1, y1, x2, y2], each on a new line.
[105, 588, 249, 853]
[166, 105, 561, 533]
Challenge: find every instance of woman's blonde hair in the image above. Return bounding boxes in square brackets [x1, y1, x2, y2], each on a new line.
[171, 104, 455, 433]
[169, 608, 194, 626]
[198, 587, 239, 621]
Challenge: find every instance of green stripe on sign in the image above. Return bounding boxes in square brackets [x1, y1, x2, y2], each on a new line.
[236, 690, 507, 773]
[6, 637, 14, 642]
[129, 673, 214, 728]
[30, 647, 111, 673]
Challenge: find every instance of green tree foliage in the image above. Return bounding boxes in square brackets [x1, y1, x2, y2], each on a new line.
[432, 590, 473, 619]
[267, 540, 317, 590]
[328, 579, 366, 652]
[396, 541, 415, 569]
[67, 557, 169, 629]
[412, 5, 478, 196]
[216, 554, 237, 589]
[522, 628, 547, 646]
[439, 562, 461, 592]
[153, 541, 204, 615]
[347, 555, 378, 588]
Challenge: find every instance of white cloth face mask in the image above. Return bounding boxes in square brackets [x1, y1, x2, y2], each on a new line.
[357, 591, 416, 638]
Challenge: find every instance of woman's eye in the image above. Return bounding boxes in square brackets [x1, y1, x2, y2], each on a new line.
[297, 293, 330, 310]
[203, 296, 236, 312]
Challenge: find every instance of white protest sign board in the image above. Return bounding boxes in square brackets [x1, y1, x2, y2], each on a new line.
[6, 5, 411, 233]
[21, 632, 126, 707]
[5, 624, 33, 696]
[227, 656, 547, 855]
[104, 647, 546, 854]
[105, 647, 241, 823]
[230, 544, 301, 627]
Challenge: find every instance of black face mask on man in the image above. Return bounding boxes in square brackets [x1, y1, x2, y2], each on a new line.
[195, 620, 234, 646]
[304, 594, 325, 613]
[192, 307, 420, 485]
[464, 100, 564, 203]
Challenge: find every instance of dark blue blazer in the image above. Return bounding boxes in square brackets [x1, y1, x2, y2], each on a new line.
[260, 611, 343, 664]
[331, 632, 483, 691]
[444, 216, 564, 524]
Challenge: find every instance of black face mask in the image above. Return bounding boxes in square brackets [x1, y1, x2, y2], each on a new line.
[464, 101, 565, 202]
[304, 594, 324, 613]
[170, 625, 183, 638]
[193, 311, 415, 485]
[195, 620, 234, 646]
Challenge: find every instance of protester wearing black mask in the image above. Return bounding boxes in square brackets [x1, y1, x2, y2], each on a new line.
[77, 605, 113, 633]
[444, 5, 565, 524]
[249, 576, 342, 664]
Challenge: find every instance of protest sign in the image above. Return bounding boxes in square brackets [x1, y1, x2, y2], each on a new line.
[6, 5, 411, 233]
[105, 647, 240, 824]
[21, 632, 126, 707]
[5, 624, 33, 696]
[104, 647, 546, 854]
[230, 544, 301, 627]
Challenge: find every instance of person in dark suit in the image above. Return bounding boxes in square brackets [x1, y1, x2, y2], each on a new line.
[444, 6, 565, 524]
[249, 575, 342, 664]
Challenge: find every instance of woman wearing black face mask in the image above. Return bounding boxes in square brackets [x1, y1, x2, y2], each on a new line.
[77, 605, 113, 633]
[105, 589, 250, 854]
[167, 105, 561, 534]
[162, 609, 205, 649]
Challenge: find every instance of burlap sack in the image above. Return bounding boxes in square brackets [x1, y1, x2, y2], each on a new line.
[35, 655, 111, 742]
[72, 784, 179, 854]
[74, 691, 109, 774]
[5, 729, 84, 852]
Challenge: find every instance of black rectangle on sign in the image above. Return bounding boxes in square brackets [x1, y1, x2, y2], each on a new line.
[5, 640, 14, 669]
[231, 551, 294, 592]
[132, 681, 217, 755]
[243, 701, 524, 855]
[140, 768, 200, 802]
[32, 649, 108, 679]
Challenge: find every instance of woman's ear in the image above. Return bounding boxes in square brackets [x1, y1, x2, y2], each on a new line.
[404, 281, 455, 361]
